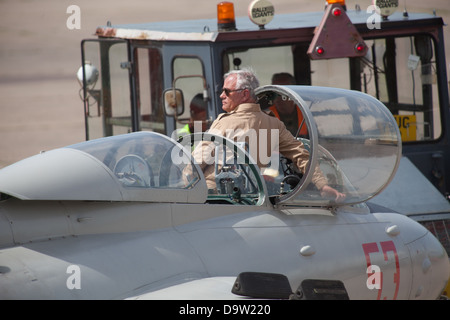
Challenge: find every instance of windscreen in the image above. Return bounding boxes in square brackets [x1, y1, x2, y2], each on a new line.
[67, 131, 201, 189]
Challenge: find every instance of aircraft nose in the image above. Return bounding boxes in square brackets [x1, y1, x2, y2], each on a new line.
[407, 231, 450, 299]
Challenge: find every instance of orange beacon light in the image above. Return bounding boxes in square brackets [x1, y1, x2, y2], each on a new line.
[326, 0, 346, 5]
[326, 0, 346, 10]
[217, 2, 237, 31]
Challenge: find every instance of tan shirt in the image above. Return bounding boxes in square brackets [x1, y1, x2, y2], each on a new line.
[195, 103, 327, 190]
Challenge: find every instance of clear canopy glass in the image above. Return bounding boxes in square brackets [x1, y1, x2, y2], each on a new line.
[68, 131, 201, 190]
[257, 85, 402, 207]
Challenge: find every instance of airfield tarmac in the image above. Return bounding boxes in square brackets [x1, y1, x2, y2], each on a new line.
[1, 0, 449, 169]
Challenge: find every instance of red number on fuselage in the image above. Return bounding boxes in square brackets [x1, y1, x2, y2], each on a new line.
[362, 240, 400, 300]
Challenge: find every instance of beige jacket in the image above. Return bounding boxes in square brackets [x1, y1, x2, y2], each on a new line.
[194, 103, 327, 190]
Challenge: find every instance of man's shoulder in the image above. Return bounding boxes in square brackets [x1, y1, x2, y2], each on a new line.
[216, 112, 229, 121]
[209, 112, 232, 133]
[215, 111, 243, 123]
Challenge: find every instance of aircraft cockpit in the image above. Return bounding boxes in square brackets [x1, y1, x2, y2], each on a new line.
[70, 85, 401, 208]
[160, 85, 400, 207]
[66, 131, 208, 203]
[0, 86, 401, 209]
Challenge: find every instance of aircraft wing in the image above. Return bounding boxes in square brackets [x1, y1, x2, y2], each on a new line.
[370, 157, 450, 215]
[126, 277, 241, 300]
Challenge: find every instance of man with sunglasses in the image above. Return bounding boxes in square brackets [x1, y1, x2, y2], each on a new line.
[203, 68, 345, 202]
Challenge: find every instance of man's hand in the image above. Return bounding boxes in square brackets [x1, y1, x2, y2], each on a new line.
[320, 185, 346, 203]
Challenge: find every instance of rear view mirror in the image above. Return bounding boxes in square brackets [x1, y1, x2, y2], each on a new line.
[163, 88, 184, 117]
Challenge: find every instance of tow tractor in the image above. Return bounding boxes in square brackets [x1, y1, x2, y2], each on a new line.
[78, 0, 450, 268]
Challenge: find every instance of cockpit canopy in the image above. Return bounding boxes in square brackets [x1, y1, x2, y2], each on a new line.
[256, 85, 402, 206]
[0, 86, 401, 208]
[0, 132, 207, 203]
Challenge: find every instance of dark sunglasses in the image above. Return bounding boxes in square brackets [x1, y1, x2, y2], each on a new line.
[222, 88, 245, 96]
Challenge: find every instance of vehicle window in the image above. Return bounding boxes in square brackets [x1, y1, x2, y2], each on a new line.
[224, 46, 294, 86]
[311, 58, 350, 89]
[135, 47, 165, 134]
[172, 57, 209, 132]
[361, 35, 441, 142]
[81, 40, 131, 139]
[224, 34, 442, 144]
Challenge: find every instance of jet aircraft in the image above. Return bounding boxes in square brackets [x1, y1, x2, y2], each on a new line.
[0, 86, 448, 299]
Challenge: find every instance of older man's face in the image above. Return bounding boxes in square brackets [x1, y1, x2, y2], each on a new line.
[220, 74, 248, 113]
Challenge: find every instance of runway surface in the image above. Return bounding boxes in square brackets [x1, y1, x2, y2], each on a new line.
[1, 0, 449, 168]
